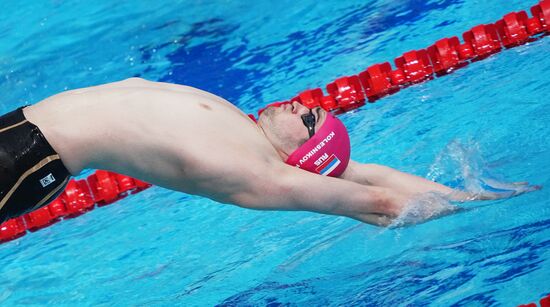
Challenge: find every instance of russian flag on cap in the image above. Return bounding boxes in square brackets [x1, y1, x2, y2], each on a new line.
[285, 112, 351, 177]
[315, 154, 341, 176]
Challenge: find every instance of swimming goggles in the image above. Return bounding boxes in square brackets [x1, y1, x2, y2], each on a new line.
[301, 109, 316, 139]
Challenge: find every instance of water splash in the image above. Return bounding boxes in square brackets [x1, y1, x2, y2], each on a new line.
[428, 139, 540, 195]
[427, 139, 483, 190]
[391, 139, 541, 227]
[389, 192, 458, 227]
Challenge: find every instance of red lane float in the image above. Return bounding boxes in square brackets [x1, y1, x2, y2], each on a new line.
[427, 37, 463, 75]
[24, 206, 58, 232]
[457, 41, 475, 61]
[0, 0, 548, 245]
[462, 24, 502, 60]
[88, 170, 121, 206]
[496, 11, 530, 47]
[293, 88, 323, 109]
[0, 217, 27, 243]
[531, 0, 550, 31]
[394, 49, 435, 83]
[358, 62, 394, 101]
[518, 293, 550, 307]
[389, 68, 406, 87]
[526, 15, 545, 35]
[116, 174, 137, 195]
[63, 179, 95, 217]
[319, 95, 339, 112]
[326, 76, 365, 111]
[48, 198, 69, 219]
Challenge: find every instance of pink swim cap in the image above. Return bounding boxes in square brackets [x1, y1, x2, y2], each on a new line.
[285, 112, 351, 177]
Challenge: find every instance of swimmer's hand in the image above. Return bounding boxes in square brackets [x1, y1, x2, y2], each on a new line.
[383, 182, 542, 227]
[450, 181, 542, 201]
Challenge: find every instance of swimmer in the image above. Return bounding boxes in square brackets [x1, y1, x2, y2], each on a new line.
[0, 78, 541, 226]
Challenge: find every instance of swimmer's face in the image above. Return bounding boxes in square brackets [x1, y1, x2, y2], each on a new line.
[258, 101, 326, 158]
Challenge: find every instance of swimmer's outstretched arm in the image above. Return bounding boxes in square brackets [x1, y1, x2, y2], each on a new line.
[231, 163, 412, 226]
[340, 160, 540, 201]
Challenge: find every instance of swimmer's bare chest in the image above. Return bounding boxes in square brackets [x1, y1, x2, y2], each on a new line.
[24, 80, 280, 199]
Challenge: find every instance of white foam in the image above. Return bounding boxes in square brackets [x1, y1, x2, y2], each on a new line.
[389, 192, 458, 227]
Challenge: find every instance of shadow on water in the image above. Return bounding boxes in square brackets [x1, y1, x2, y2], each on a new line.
[142, 18, 270, 105]
[216, 218, 550, 306]
[135, 0, 461, 108]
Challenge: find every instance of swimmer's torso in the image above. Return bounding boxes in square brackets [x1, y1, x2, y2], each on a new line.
[22, 79, 280, 202]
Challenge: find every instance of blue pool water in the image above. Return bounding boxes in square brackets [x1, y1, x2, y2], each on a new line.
[1, 0, 549, 305]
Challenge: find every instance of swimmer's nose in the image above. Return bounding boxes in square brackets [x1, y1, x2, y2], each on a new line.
[291, 101, 307, 114]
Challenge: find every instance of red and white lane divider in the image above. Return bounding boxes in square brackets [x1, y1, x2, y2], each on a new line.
[1, 1, 548, 244]
[289, 0, 549, 113]
[0, 171, 151, 243]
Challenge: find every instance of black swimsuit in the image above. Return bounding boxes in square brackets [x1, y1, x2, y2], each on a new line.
[0, 107, 71, 223]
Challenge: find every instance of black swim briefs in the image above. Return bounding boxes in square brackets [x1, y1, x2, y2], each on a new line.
[0, 107, 71, 223]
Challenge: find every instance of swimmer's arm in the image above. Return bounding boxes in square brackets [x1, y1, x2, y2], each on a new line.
[341, 160, 462, 197]
[231, 164, 410, 226]
[340, 161, 537, 201]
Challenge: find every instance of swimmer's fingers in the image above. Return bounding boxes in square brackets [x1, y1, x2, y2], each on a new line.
[474, 185, 542, 200]
[482, 179, 528, 190]
[511, 182, 543, 192]
[515, 184, 542, 193]
[455, 181, 541, 201]
[489, 183, 542, 199]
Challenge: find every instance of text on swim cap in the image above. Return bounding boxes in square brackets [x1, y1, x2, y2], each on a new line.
[297, 131, 335, 165]
[314, 153, 329, 166]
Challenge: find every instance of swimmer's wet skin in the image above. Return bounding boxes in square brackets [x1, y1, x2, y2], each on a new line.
[0, 78, 541, 226]
[0, 107, 71, 222]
